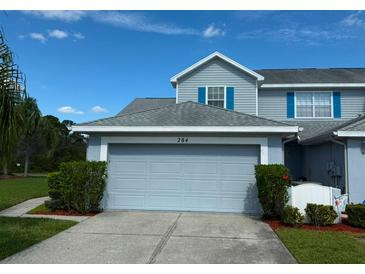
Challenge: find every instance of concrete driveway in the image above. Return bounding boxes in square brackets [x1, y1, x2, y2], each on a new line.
[2, 211, 295, 264]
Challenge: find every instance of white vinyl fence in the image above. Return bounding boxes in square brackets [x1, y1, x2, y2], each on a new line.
[287, 183, 344, 223]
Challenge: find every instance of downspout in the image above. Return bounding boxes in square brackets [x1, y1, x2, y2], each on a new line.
[330, 136, 349, 198]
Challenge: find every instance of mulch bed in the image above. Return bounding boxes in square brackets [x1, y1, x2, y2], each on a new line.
[31, 209, 99, 217]
[265, 219, 365, 234]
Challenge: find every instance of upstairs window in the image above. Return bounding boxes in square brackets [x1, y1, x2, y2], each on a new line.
[207, 87, 225, 108]
[295, 92, 332, 118]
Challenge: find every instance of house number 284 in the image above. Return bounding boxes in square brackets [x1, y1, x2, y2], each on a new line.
[177, 137, 189, 143]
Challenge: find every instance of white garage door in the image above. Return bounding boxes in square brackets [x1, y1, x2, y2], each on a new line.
[106, 144, 260, 213]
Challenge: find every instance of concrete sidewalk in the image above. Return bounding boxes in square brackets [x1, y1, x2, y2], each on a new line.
[0, 197, 89, 222]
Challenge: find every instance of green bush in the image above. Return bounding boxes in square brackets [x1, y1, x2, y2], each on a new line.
[47, 161, 107, 213]
[255, 164, 291, 219]
[45, 199, 63, 211]
[346, 204, 365, 228]
[282, 205, 304, 227]
[305, 203, 337, 226]
[47, 172, 63, 201]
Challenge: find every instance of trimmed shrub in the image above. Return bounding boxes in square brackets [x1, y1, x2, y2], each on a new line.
[346, 204, 365, 228]
[59, 161, 107, 213]
[46, 161, 107, 213]
[305, 203, 337, 226]
[45, 199, 63, 211]
[47, 172, 63, 200]
[282, 205, 304, 227]
[255, 164, 291, 219]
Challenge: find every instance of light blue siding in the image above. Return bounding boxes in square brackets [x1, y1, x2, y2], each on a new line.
[268, 136, 284, 164]
[86, 135, 101, 161]
[347, 139, 365, 204]
[258, 89, 365, 121]
[177, 58, 257, 115]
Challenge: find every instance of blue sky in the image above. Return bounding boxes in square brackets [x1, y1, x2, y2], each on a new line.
[2, 10, 365, 123]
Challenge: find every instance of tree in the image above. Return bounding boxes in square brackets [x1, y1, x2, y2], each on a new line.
[0, 31, 26, 175]
[17, 96, 41, 176]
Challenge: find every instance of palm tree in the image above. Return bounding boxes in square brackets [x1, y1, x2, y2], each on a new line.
[17, 96, 41, 176]
[0, 31, 26, 175]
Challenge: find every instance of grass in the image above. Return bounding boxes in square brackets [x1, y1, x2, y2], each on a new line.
[27, 203, 48, 214]
[276, 227, 365, 263]
[0, 177, 48, 211]
[0, 216, 76, 261]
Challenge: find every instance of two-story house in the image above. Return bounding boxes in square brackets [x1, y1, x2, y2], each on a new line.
[73, 52, 365, 214]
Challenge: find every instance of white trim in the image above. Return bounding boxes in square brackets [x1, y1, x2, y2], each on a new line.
[255, 80, 258, 116]
[100, 136, 269, 164]
[73, 125, 299, 133]
[176, 82, 179, 104]
[170, 51, 264, 86]
[294, 91, 333, 119]
[334, 131, 365, 137]
[261, 83, 365, 89]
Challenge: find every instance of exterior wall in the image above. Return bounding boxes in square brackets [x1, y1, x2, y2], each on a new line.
[347, 139, 365, 204]
[177, 58, 257, 115]
[258, 89, 365, 121]
[268, 136, 284, 164]
[86, 135, 101, 161]
[284, 142, 304, 181]
[302, 142, 345, 192]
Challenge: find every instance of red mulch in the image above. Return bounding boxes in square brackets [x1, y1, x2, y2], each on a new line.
[265, 219, 365, 234]
[31, 209, 99, 217]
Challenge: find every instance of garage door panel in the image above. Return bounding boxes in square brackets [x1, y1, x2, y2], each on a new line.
[106, 144, 261, 213]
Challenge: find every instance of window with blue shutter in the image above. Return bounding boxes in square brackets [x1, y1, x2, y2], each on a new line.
[287, 92, 295, 118]
[198, 87, 206, 104]
[333, 92, 341, 118]
[226, 87, 234, 110]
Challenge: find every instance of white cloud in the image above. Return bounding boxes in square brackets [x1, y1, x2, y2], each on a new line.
[29, 32, 46, 43]
[22, 10, 86, 22]
[92, 12, 199, 36]
[49, 29, 68, 39]
[202, 24, 225, 38]
[340, 11, 364, 27]
[74, 32, 85, 39]
[57, 106, 84, 115]
[91, 106, 108, 113]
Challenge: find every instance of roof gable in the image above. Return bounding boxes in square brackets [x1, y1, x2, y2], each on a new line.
[170, 52, 264, 87]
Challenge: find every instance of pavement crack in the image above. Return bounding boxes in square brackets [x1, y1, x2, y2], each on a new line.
[147, 213, 182, 264]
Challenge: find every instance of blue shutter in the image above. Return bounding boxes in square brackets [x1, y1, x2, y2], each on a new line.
[287, 92, 295, 118]
[333, 92, 341, 118]
[198, 87, 206, 104]
[226, 87, 234, 110]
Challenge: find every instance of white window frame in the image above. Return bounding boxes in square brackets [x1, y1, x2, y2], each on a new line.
[205, 86, 226, 108]
[294, 91, 333, 119]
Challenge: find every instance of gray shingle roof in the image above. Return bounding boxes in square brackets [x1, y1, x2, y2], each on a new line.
[117, 98, 176, 116]
[255, 68, 365, 84]
[291, 115, 365, 144]
[79, 101, 290, 127]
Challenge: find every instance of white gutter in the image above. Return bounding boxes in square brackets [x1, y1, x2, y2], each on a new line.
[334, 131, 365, 137]
[260, 83, 365, 89]
[72, 125, 299, 133]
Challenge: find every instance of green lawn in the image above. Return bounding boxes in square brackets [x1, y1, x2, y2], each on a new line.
[276, 227, 365, 263]
[0, 177, 48, 211]
[28, 203, 48, 214]
[0, 216, 76, 261]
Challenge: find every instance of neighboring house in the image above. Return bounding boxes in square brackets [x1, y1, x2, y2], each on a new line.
[73, 51, 365, 213]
